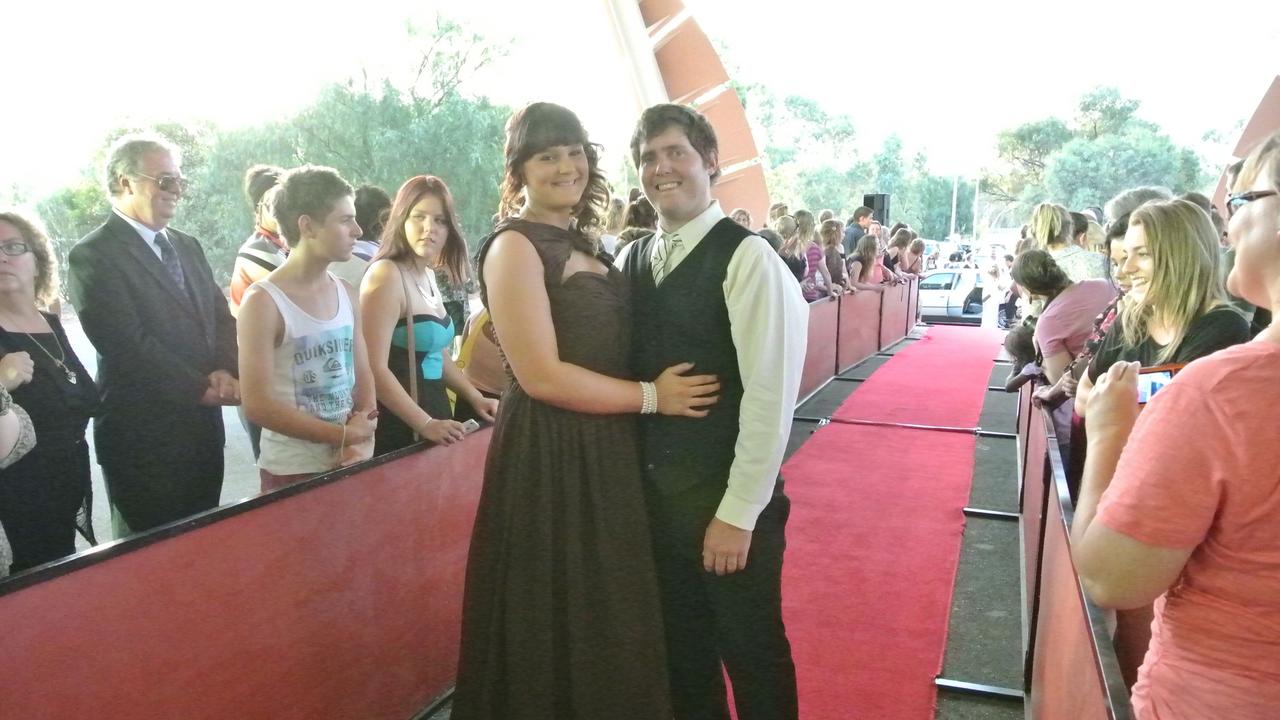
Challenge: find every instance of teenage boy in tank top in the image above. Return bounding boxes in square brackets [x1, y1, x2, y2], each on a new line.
[238, 165, 377, 490]
[616, 104, 808, 720]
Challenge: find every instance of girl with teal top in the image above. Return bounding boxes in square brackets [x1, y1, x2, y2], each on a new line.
[360, 175, 498, 455]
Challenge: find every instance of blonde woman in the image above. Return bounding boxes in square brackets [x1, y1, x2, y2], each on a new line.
[1076, 198, 1249, 415]
[1069, 131, 1280, 720]
[795, 210, 835, 299]
[600, 196, 627, 255]
[1030, 202, 1108, 281]
[819, 219, 848, 291]
[846, 234, 886, 293]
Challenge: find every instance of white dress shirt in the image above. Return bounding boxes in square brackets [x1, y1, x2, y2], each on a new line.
[617, 202, 809, 530]
[113, 207, 168, 260]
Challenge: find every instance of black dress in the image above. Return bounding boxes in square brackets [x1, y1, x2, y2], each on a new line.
[0, 313, 99, 574]
[453, 219, 672, 719]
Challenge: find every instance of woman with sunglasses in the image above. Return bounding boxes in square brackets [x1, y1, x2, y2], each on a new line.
[1070, 130, 1280, 720]
[0, 210, 99, 575]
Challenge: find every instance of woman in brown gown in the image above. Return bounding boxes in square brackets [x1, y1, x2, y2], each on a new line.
[452, 103, 719, 719]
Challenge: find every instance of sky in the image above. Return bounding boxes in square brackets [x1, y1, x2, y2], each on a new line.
[3, 0, 1277, 200]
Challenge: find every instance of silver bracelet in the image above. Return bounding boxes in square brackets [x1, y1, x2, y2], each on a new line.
[640, 381, 658, 415]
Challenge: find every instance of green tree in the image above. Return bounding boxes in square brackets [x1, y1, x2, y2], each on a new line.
[36, 17, 512, 286]
[982, 87, 1210, 226]
[984, 118, 1072, 203]
[1074, 86, 1149, 140]
[1043, 129, 1208, 210]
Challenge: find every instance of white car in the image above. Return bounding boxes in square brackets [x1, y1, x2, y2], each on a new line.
[919, 268, 985, 324]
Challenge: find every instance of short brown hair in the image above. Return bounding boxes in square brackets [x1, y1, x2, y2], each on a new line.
[0, 210, 58, 306]
[498, 102, 609, 238]
[630, 104, 721, 182]
[274, 165, 353, 247]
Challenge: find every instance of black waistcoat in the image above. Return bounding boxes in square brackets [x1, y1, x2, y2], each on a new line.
[624, 218, 750, 497]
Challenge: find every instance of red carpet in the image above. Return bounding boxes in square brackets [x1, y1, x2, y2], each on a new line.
[831, 325, 1004, 429]
[781, 325, 1003, 719]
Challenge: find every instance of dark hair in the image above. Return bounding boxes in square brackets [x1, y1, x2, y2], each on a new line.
[274, 165, 353, 247]
[888, 222, 907, 237]
[244, 164, 284, 209]
[376, 176, 469, 285]
[1004, 253, 1015, 263]
[623, 196, 657, 230]
[354, 185, 392, 241]
[499, 102, 609, 238]
[1010, 249, 1072, 298]
[1003, 322, 1037, 366]
[889, 228, 912, 249]
[630, 103, 721, 181]
[853, 206, 873, 222]
[1070, 211, 1090, 238]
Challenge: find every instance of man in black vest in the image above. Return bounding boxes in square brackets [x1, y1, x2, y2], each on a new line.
[618, 104, 808, 719]
[68, 134, 239, 537]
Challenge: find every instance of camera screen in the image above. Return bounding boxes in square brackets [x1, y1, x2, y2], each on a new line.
[1137, 370, 1175, 404]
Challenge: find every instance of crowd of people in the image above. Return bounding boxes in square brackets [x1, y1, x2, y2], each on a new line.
[1000, 130, 1280, 720]
[0, 101, 812, 719]
[2, 82, 1277, 718]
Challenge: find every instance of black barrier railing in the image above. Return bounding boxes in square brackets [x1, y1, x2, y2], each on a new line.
[1017, 385, 1132, 719]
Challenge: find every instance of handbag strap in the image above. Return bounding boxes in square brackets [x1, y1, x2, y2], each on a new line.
[397, 265, 421, 441]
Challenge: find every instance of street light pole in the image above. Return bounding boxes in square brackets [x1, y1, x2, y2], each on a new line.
[949, 175, 959, 239]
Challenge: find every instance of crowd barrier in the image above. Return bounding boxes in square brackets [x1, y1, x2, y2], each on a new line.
[1017, 384, 1131, 719]
[0, 433, 491, 719]
[0, 279, 919, 719]
[800, 278, 918, 400]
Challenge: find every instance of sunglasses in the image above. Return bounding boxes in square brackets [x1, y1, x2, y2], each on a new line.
[134, 172, 191, 194]
[0, 242, 30, 257]
[1226, 190, 1278, 219]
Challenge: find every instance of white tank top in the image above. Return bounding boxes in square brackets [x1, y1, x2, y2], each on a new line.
[255, 274, 356, 475]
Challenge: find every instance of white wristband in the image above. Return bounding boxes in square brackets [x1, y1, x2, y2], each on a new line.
[640, 381, 658, 415]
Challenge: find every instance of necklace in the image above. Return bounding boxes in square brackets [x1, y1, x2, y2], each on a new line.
[23, 330, 78, 385]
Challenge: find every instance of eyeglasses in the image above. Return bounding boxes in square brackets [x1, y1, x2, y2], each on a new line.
[0, 242, 29, 257]
[1226, 190, 1278, 219]
[134, 173, 191, 194]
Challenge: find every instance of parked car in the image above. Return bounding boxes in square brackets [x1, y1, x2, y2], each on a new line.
[919, 268, 984, 324]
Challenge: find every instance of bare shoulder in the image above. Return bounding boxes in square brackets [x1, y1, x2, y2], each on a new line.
[239, 283, 282, 322]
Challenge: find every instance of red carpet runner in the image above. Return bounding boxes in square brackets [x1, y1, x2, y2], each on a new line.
[780, 325, 1004, 719]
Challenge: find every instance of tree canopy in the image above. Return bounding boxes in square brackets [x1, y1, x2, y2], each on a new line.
[37, 18, 510, 286]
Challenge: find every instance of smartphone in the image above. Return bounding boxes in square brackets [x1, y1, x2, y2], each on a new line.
[1137, 363, 1184, 405]
[460, 419, 481, 435]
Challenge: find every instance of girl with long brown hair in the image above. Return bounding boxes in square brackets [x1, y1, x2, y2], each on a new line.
[359, 175, 498, 454]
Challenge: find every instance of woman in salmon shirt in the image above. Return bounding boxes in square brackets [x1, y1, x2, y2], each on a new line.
[1071, 130, 1280, 720]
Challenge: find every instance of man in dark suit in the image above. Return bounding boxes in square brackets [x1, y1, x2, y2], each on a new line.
[68, 134, 239, 536]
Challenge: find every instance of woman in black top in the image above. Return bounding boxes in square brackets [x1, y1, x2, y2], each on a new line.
[1076, 199, 1249, 414]
[0, 211, 98, 575]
